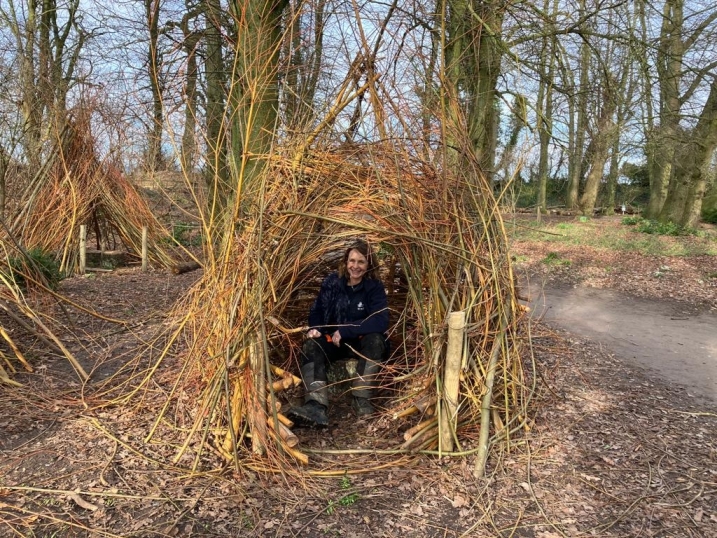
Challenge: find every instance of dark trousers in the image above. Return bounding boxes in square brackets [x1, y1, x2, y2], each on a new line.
[300, 333, 387, 383]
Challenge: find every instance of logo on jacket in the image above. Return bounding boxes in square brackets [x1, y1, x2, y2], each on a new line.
[357, 302, 365, 311]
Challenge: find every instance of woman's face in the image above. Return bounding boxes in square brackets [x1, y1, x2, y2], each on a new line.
[346, 249, 369, 284]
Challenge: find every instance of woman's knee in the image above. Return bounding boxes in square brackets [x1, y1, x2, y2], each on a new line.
[359, 333, 386, 360]
[301, 338, 325, 365]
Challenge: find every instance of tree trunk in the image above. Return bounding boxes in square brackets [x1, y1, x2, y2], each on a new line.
[644, 0, 683, 219]
[605, 134, 620, 214]
[228, 0, 289, 218]
[579, 83, 617, 214]
[535, 2, 556, 212]
[443, 0, 505, 182]
[146, 0, 164, 172]
[659, 77, 717, 227]
[566, 0, 590, 210]
[204, 0, 229, 220]
[284, 0, 325, 134]
[180, 6, 200, 172]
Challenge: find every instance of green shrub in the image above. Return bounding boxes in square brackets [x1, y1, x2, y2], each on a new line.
[636, 219, 691, 236]
[170, 222, 202, 247]
[622, 216, 699, 236]
[541, 251, 571, 266]
[702, 207, 717, 224]
[622, 216, 643, 226]
[6, 248, 64, 290]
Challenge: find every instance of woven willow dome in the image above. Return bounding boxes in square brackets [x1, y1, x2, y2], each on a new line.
[121, 142, 530, 476]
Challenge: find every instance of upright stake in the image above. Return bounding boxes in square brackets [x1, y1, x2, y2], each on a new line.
[79, 225, 87, 275]
[251, 339, 267, 455]
[440, 310, 465, 454]
[141, 226, 148, 271]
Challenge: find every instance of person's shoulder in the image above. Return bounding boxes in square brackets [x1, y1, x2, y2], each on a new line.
[322, 272, 341, 285]
[364, 277, 386, 292]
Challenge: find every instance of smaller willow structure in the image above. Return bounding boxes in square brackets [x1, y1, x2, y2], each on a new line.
[0, 111, 175, 386]
[7, 112, 174, 274]
[114, 143, 531, 476]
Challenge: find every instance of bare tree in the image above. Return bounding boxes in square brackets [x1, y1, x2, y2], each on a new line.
[282, 0, 326, 134]
[0, 0, 89, 169]
[146, 0, 166, 172]
[642, 0, 717, 219]
[659, 75, 717, 227]
[179, 2, 201, 172]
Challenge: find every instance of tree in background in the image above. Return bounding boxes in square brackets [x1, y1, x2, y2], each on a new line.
[282, 0, 325, 134]
[145, 0, 166, 172]
[659, 76, 717, 227]
[178, 1, 201, 172]
[642, 0, 717, 221]
[441, 0, 507, 180]
[0, 0, 90, 170]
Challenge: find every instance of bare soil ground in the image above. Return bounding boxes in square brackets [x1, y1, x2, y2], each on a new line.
[1, 217, 717, 537]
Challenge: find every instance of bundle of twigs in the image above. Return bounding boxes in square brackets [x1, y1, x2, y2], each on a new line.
[113, 141, 530, 476]
[8, 111, 174, 273]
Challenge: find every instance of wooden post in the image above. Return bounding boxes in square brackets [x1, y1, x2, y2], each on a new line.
[440, 310, 465, 454]
[250, 340, 267, 455]
[536, 205, 542, 223]
[141, 226, 148, 271]
[79, 225, 87, 275]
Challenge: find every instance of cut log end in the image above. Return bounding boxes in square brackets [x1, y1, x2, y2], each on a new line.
[172, 261, 202, 275]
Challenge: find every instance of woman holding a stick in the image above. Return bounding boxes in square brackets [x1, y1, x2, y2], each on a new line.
[288, 239, 389, 427]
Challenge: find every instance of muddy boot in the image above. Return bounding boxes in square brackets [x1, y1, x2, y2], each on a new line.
[352, 348, 382, 417]
[288, 363, 329, 427]
[288, 400, 329, 427]
[351, 395, 375, 416]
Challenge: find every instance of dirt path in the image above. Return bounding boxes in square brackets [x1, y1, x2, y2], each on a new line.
[527, 281, 717, 405]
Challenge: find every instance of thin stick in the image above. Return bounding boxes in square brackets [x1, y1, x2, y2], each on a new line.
[0, 326, 33, 372]
[141, 226, 148, 271]
[474, 313, 507, 478]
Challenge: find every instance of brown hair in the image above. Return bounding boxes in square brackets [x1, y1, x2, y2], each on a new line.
[338, 239, 380, 280]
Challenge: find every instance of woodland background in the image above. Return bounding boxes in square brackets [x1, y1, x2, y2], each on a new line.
[1, 0, 716, 225]
[1, 0, 717, 536]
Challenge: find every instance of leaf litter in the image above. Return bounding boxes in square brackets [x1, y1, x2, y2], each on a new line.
[0, 219, 716, 536]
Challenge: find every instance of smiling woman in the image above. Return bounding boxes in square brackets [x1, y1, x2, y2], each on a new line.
[288, 239, 389, 427]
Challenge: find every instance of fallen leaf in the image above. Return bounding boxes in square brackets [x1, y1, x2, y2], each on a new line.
[451, 493, 469, 508]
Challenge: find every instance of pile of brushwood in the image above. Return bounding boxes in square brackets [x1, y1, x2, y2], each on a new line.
[97, 142, 532, 478]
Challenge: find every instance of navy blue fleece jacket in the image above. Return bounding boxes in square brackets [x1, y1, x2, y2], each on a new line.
[307, 272, 389, 339]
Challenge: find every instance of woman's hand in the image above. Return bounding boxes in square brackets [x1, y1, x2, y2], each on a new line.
[307, 329, 321, 339]
[331, 330, 342, 347]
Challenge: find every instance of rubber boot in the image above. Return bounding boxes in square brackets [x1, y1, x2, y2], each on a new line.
[288, 363, 329, 427]
[352, 355, 381, 417]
